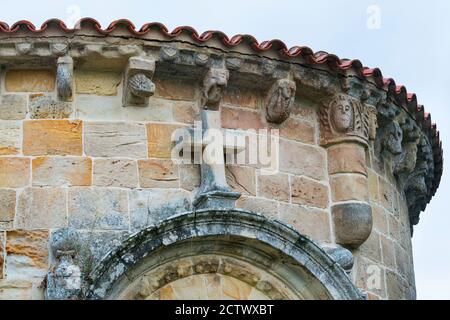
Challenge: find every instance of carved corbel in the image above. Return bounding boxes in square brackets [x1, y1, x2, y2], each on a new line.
[123, 57, 156, 107]
[57, 55, 74, 102]
[319, 93, 370, 147]
[265, 78, 296, 124]
[201, 67, 229, 110]
[45, 228, 84, 300]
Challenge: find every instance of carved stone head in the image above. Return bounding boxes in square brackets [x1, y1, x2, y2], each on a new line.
[330, 97, 354, 133]
[385, 121, 403, 155]
[265, 79, 296, 124]
[202, 68, 229, 110]
[319, 94, 369, 146]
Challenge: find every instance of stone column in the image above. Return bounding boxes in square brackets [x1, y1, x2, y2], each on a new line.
[319, 94, 373, 248]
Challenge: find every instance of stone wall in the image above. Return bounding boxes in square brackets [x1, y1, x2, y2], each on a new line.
[0, 38, 431, 300]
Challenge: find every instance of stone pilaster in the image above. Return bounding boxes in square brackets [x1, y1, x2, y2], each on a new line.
[319, 94, 373, 248]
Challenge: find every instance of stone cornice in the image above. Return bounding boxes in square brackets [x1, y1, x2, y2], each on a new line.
[0, 25, 442, 230]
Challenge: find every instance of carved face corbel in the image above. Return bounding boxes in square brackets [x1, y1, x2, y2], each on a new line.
[319, 94, 369, 146]
[265, 79, 296, 124]
[201, 68, 229, 110]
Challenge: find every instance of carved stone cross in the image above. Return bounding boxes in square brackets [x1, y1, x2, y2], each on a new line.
[188, 67, 244, 209]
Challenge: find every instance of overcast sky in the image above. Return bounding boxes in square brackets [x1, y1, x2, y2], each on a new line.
[1, 0, 448, 299]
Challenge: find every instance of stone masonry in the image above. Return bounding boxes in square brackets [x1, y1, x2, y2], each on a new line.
[0, 19, 443, 300]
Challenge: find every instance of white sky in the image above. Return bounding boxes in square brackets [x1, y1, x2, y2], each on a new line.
[1, 0, 448, 300]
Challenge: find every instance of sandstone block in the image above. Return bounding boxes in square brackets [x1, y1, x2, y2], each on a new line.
[147, 123, 184, 158]
[332, 203, 373, 248]
[236, 196, 278, 219]
[279, 140, 326, 180]
[154, 78, 196, 101]
[290, 175, 329, 209]
[221, 107, 265, 130]
[179, 164, 200, 191]
[130, 189, 191, 230]
[0, 279, 43, 300]
[0, 189, 16, 229]
[0, 121, 21, 155]
[327, 143, 367, 175]
[29, 94, 73, 119]
[223, 87, 260, 109]
[379, 178, 395, 212]
[5, 230, 49, 279]
[278, 203, 331, 242]
[279, 118, 315, 145]
[75, 70, 122, 96]
[172, 100, 200, 124]
[367, 169, 380, 202]
[15, 187, 67, 229]
[93, 158, 138, 188]
[23, 120, 83, 156]
[388, 214, 399, 240]
[225, 165, 256, 196]
[355, 256, 386, 299]
[138, 159, 179, 188]
[386, 270, 407, 300]
[330, 174, 369, 202]
[0, 232, 4, 279]
[0, 157, 30, 188]
[372, 205, 388, 235]
[257, 173, 289, 201]
[32, 157, 92, 186]
[380, 234, 396, 269]
[68, 187, 129, 230]
[0, 95, 27, 120]
[357, 230, 381, 262]
[5, 69, 55, 92]
[84, 122, 147, 158]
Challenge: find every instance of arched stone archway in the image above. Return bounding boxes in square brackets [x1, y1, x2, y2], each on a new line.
[86, 209, 363, 300]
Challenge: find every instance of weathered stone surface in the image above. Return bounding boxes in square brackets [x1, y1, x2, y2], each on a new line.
[68, 187, 129, 230]
[236, 196, 278, 219]
[367, 169, 380, 202]
[380, 234, 396, 269]
[278, 203, 331, 242]
[154, 78, 197, 101]
[357, 230, 381, 262]
[257, 173, 289, 201]
[0, 94, 27, 120]
[172, 101, 200, 124]
[379, 178, 395, 212]
[386, 270, 407, 300]
[179, 164, 201, 191]
[15, 188, 67, 229]
[29, 94, 73, 119]
[32, 157, 92, 186]
[355, 257, 386, 299]
[225, 165, 256, 196]
[372, 205, 388, 235]
[147, 123, 184, 158]
[84, 122, 147, 158]
[388, 214, 400, 242]
[332, 202, 373, 248]
[290, 175, 329, 209]
[223, 87, 260, 109]
[93, 158, 138, 188]
[138, 159, 179, 188]
[0, 121, 21, 155]
[327, 143, 367, 175]
[5, 69, 55, 92]
[279, 118, 315, 144]
[279, 140, 326, 180]
[0, 279, 44, 299]
[330, 174, 369, 202]
[221, 107, 265, 130]
[0, 189, 16, 229]
[5, 230, 49, 279]
[0, 157, 30, 188]
[75, 70, 122, 96]
[23, 120, 83, 156]
[130, 189, 191, 230]
[0, 232, 4, 278]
